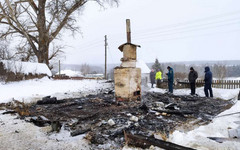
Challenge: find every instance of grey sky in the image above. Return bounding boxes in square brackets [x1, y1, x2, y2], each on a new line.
[62, 0, 240, 65]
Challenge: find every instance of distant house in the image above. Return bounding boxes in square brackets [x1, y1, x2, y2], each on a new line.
[0, 60, 52, 82]
[136, 60, 151, 86]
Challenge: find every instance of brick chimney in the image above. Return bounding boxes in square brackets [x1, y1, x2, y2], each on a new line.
[114, 19, 141, 101]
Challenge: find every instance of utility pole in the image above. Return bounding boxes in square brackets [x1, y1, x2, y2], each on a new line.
[59, 60, 61, 75]
[104, 35, 107, 79]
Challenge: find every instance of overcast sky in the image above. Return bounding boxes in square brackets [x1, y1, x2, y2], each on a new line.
[62, 0, 240, 65]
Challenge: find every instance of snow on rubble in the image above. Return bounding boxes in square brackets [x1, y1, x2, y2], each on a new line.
[0, 110, 90, 150]
[169, 100, 240, 150]
[1, 60, 52, 76]
[0, 78, 239, 150]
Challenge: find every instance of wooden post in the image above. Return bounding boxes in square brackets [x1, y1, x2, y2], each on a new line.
[58, 60, 61, 75]
[126, 19, 131, 43]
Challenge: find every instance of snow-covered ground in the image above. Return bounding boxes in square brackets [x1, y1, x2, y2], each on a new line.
[149, 85, 239, 100]
[0, 77, 112, 103]
[0, 78, 240, 150]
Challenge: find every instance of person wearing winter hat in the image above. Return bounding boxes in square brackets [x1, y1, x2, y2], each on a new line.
[188, 67, 198, 95]
[204, 66, 213, 97]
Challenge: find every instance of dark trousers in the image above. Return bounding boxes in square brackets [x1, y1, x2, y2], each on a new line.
[168, 82, 173, 93]
[204, 84, 213, 97]
[151, 83, 154, 88]
[157, 79, 161, 88]
[190, 82, 196, 95]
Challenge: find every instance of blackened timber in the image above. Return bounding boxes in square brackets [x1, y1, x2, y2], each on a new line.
[152, 108, 194, 116]
[208, 137, 240, 143]
[2, 110, 17, 115]
[124, 131, 195, 150]
[71, 128, 91, 137]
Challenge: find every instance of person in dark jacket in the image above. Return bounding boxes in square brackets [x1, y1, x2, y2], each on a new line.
[166, 66, 174, 93]
[188, 67, 198, 95]
[150, 69, 155, 88]
[204, 66, 213, 97]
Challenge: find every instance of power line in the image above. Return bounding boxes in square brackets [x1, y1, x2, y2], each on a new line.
[134, 28, 240, 43]
[134, 10, 240, 35]
[74, 10, 240, 53]
[133, 21, 240, 41]
[134, 17, 240, 38]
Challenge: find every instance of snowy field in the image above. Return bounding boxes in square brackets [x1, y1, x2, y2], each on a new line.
[0, 77, 112, 103]
[0, 78, 240, 150]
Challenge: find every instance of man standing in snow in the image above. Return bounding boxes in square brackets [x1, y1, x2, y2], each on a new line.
[150, 69, 156, 88]
[188, 67, 198, 95]
[204, 66, 213, 97]
[155, 69, 162, 88]
[166, 66, 174, 93]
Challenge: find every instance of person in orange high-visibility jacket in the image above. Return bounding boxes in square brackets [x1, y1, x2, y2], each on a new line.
[155, 70, 162, 88]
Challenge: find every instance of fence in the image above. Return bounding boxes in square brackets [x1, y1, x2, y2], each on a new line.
[177, 80, 240, 89]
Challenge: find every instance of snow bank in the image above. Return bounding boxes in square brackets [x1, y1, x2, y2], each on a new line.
[56, 69, 83, 77]
[0, 77, 112, 103]
[1, 60, 52, 76]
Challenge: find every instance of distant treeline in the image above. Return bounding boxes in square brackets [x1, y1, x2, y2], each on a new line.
[226, 65, 240, 77]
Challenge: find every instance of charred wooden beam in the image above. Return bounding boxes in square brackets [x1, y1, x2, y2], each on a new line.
[30, 118, 51, 127]
[2, 110, 17, 115]
[208, 137, 240, 143]
[152, 108, 194, 116]
[124, 131, 195, 150]
[71, 128, 91, 137]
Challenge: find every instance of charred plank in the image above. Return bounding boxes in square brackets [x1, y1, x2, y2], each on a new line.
[208, 137, 240, 143]
[2, 110, 17, 115]
[124, 131, 195, 150]
[152, 108, 194, 116]
[71, 128, 91, 137]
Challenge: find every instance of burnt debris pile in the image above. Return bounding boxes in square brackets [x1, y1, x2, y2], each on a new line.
[1, 91, 234, 149]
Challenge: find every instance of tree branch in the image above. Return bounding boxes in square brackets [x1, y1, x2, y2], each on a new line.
[50, 0, 87, 42]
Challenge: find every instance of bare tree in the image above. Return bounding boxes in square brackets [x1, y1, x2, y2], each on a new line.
[0, 0, 118, 68]
[212, 64, 226, 79]
[80, 63, 90, 76]
[0, 40, 14, 60]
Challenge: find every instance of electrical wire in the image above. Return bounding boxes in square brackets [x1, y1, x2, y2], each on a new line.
[133, 20, 240, 40]
[134, 10, 240, 35]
